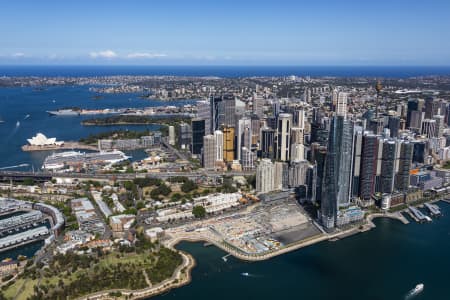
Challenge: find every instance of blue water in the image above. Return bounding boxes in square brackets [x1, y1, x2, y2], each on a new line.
[1, 65, 450, 78]
[0, 85, 195, 170]
[157, 202, 450, 300]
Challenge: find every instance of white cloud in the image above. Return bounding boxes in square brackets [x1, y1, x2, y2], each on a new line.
[126, 52, 167, 59]
[89, 50, 117, 59]
[12, 52, 26, 58]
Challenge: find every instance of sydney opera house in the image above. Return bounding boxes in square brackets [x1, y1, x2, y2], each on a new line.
[27, 133, 64, 147]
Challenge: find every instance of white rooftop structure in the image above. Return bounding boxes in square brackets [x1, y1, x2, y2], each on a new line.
[27, 133, 63, 146]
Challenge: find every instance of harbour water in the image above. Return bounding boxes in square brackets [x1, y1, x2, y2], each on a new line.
[2, 65, 450, 78]
[155, 202, 450, 300]
[0, 85, 194, 170]
[1, 66, 450, 298]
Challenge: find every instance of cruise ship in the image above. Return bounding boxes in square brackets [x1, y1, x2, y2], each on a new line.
[46, 109, 80, 116]
[43, 150, 130, 170]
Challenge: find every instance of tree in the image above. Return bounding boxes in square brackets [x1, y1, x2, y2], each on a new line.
[181, 180, 198, 193]
[192, 206, 206, 218]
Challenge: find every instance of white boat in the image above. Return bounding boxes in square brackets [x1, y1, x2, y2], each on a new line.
[16, 121, 20, 127]
[241, 272, 249, 277]
[407, 283, 424, 298]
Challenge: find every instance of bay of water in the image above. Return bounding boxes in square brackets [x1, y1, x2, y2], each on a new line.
[1, 66, 450, 298]
[1, 65, 450, 78]
[0, 86, 194, 170]
[156, 203, 450, 300]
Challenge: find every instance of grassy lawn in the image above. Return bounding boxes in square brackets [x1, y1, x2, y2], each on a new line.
[4, 278, 38, 300]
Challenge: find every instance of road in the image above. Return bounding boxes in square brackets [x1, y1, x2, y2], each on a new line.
[0, 170, 256, 182]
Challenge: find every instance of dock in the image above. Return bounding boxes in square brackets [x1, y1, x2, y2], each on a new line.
[22, 142, 98, 152]
[0, 226, 50, 252]
[424, 203, 441, 217]
[408, 206, 431, 223]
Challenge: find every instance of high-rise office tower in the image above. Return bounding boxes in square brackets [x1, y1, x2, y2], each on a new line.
[406, 99, 419, 129]
[256, 159, 274, 193]
[275, 113, 292, 162]
[202, 134, 216, 169]
[252, 94, 264, 117]
[191, 119, 205, 155]
[396, 141, 413, 191]
[168, 126, 176, 145]
[274, 162, 289, 190]
[178, 123, 191, 150]
[424, 97, 438, 119]
[369, 117, 385, 135]
[446, 104, 450, 126]
[260, 127, 275, 159]
[251, 115, 261, 146]
[380, 140, 396, 194]
[336, 92, 348, 117]
[412, 140, 426, 164]
[359, 133, 379, 201]
[433, 115, 445, 137]
[321, 115, 354, 229]
[304, 88, 312, 103]
[421, 119, 437, 138]
[210, 95, 224, 133]
[214, 130, 224, 162]
[289, 160, 309, 187]
[332, 89, 339, 109]
[237, 118, 252, 161]
[409, 110, 423, 131]
[241, 147, 255, 170]
[223, 95, 236, 127]
[313, 146, 327, 204]
[351, 126, 363, 197]
[388, 116, 400, 138]
[272, 100, 281, 117]
[196, 100, 211, 135]
[311, 121, 329, 147]
[291, 127, 304, 145]
[222, 126, 235, 163]
[290, 143, 305, 161]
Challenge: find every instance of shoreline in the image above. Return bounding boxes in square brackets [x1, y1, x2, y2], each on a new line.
[37, 210, 426, 299]
[21, 142, 98, 152]
[82, 122, 164, 126]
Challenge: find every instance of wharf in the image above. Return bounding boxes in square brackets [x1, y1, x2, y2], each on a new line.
[22, 142, 98, 152]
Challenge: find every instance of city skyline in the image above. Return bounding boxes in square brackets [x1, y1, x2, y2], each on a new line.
[1, 0, 450, 66]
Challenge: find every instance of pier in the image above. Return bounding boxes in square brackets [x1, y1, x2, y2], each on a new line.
[0, 211, 43, 233]
[424, 203, 441, 217]
[408, 207, 431, 223]
[0, 226, 49, 252]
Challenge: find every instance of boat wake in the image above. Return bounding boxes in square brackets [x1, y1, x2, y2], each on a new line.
[0, 164, 29, 170]
[405, 283, 424, 299]
[240, 272, 261, 278]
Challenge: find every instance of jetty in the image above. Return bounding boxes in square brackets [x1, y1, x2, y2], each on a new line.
[408, 206, 431, 223]
[424, 203, 441, 217]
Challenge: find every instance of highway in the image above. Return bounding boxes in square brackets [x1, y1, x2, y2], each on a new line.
[0, 170, 256, 182]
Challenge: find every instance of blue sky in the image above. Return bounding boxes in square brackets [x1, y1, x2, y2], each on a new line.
[1, 0, 450, 65]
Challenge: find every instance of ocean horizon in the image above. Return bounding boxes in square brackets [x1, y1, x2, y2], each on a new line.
[1, 65, 450, 78]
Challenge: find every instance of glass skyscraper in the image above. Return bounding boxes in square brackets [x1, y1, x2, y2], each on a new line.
[321, 115, 354, 229]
